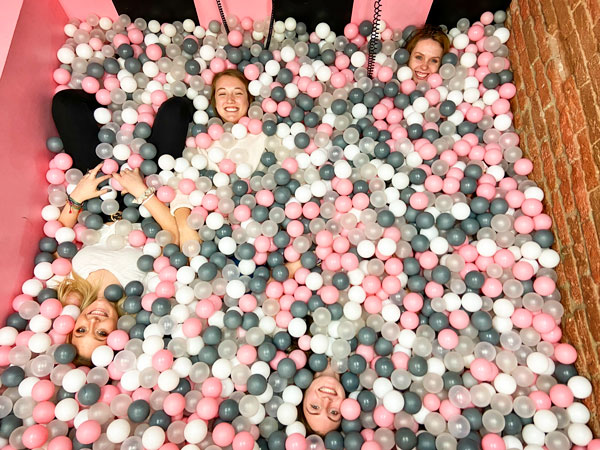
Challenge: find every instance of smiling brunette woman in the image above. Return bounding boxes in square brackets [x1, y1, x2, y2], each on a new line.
[406, 25, 450, 82]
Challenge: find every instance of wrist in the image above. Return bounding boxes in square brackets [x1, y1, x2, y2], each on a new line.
[69, 193, 86, 203]
[132, 186, 156, 205]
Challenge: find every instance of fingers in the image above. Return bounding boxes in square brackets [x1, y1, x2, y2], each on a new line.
[91, 188, 110, 198]
[93, 174, 112, 184]
[89, 163, 104, 176]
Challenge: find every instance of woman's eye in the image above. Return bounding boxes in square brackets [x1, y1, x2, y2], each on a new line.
[98, 330, 108, 337]
[310, 404, 319, 410]
[76, 327, 86, 333]
[330, 410, 339, 416]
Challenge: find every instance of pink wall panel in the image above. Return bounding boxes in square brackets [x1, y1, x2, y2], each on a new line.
[194, 0, 271, 26]
[0, 0, 24, 80]
[0, 0, 68, 323]
[57, 0, 118, 20]
[351, 0, 433, 30]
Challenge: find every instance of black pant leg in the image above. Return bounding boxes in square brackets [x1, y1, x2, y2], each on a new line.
[148, 96, 195, 159]
[52, 90, 102, 172]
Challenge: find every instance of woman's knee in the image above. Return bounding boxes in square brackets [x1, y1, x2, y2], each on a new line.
[157, 96, 194, 120]
[52, 89, 97, 115]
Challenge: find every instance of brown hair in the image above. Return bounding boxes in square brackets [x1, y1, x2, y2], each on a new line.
[405, 25, 450, 55]
[296, 406, 316, 436]
[210, 69, 254, 116]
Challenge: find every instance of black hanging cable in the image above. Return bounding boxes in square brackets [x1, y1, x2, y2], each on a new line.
[215, 0, 230, 34]
[265, 0, 276, 49]
[367, 0, 383, 79]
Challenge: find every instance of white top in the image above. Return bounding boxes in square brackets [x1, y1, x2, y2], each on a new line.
[170, 132, 267, 213]
[71, 223, 146, 287]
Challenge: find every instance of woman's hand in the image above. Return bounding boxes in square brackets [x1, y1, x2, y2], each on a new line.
[70, 163, 112, 203]
[112, 168, 148, 198]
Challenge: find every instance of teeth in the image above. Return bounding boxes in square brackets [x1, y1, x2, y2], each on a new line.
[319, 387, 337, 394]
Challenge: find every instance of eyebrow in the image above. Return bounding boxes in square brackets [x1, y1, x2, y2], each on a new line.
[306, 408, 342, 422]
[73, 331, 106, 343]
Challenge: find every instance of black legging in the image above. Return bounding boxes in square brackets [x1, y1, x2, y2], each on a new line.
[52, 90, 194, 172]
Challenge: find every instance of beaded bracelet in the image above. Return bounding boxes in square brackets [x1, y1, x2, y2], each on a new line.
[67, 194, 83, 213]
[133, 187, 157, 205]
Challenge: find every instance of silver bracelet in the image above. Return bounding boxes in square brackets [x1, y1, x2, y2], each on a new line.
[132, 187, 156, 205]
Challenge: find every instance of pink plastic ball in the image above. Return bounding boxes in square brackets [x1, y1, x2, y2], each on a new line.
[164, 393, 186, 416]
[53, 315, 75, 334]
[75, 420, 101, 445]
[106, 329, 129, 350]
[243, 64, 259, 80]
[46, 168, 65, 185]
[48, 436, 72, 450]
[201, 377, 223, 398]
[232, 431, 255, 450]
[213, 422, 236, 447]
[340, 398, 361, 420]
[228, 30, 244, 46]
[146, 44, 163, 61]
[284, 434, 306, 450]
[533, 276, 556, 296]
[32, 380, 55, 402]
[438, 329, 459, 349]
[32, 401, 55, 424]
[344, 23, 359, 39]
[81, 77, 100, 94]
[152, 349, 174, 371]
[481, 434, 505, 450]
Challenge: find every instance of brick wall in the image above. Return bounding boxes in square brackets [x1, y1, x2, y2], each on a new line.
[506, 0, 600, 433]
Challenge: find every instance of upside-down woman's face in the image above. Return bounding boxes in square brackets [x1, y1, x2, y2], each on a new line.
[302, 373, 346, 435]
[409, 38, 444, 82]
[70, 298, 118, 360]
[214, 75, 249, 123]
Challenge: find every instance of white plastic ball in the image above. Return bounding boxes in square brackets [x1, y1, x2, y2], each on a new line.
[276, 402, 298, 425]
[184, 420, 207, 444]
[107, 419, 131, 443]
[62, 369, 87, 393]
[142, 426, 165, 450]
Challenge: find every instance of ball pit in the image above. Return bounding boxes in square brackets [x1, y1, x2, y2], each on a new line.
[0, 8, 598, 450]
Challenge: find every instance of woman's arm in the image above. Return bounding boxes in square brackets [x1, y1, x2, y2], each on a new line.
[113, 168, 180, 245]
[174, 208, 201, 246]
[58, 163, 111, 228]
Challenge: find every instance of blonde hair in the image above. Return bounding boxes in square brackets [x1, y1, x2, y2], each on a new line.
[57, 272, 99, 311]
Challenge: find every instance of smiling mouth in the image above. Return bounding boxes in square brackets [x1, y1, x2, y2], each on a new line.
[415, 71, 429, 79]
[224, 107, 239, 112]
[87, 309, 109, 318]
[318, 387, 338, 395]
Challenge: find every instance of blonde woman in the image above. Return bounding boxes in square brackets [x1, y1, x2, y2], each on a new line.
[55, 163, 176, 363]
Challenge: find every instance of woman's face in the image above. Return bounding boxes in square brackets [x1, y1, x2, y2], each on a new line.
[214, 75, 249, 123]
[71, 298, 118, 360]
[408, 38, 444, 82]
[302, 373, 345, 435]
